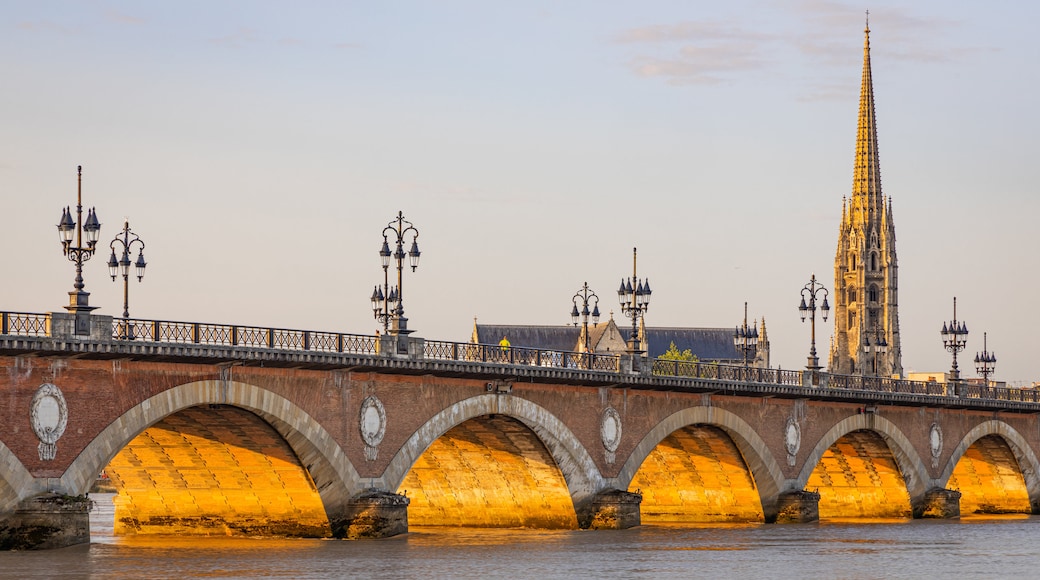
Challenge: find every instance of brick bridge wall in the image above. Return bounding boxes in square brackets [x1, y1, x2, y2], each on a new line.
[2, 354, 1040, 533]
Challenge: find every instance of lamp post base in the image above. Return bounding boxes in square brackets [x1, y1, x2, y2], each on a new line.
[389, 316, 413, 336]
[64, 291, 98, 336]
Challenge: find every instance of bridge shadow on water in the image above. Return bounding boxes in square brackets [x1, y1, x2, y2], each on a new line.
[50, 512, 1040, 579]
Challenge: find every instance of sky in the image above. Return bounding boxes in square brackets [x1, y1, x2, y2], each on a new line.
[1, 1, 1037, 385]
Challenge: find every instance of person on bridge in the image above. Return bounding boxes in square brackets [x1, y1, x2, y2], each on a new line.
[499, 336, 511, 352]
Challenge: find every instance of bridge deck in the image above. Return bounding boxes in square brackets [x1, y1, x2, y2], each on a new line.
[2, 309, 1037, 413]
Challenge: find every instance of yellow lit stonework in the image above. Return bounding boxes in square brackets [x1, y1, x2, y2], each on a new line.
[808, 429, 911, 519]
[399, 415, 578, 528]
[629, 425, 764, 523]
[829, 24, 904, 377]
[949, 435, 1031, 515]
[104, 405, 330, 537]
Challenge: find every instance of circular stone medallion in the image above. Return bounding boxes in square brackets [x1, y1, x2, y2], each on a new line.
[31, 383, 68, 461]
[601, 407, 622, 453]
[359, 396, 387, 448]
[784, 417, 801, 456]
[929, 423, 943, 459]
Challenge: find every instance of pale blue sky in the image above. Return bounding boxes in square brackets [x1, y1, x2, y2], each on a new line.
[2, 1, 1036, 384]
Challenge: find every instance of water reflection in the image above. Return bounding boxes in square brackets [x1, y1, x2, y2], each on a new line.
[3, 515, 1040, 579]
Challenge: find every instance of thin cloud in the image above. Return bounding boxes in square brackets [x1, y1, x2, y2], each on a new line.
[210, 28, 260, 48]
[629, 43, 768, 86]
[615, 21, 772, 44]
[615, 20, 774, 85]
[616, 3, 997, 88]
[105, 9, 145, 26]
[791, 0, 979, 65]
[796, 81, 856, 103]
[17, 20, 77, 35]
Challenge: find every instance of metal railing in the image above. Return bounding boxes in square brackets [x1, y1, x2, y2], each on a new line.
[651, 359, 803, 386]
[114, 317, 379, 355]
[1, 309, 1036, 404]
[424, 340, 620, 372]
[0, 312, 50, 337]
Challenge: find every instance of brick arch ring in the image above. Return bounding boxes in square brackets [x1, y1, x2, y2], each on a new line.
[794, 414, 928, 499]
[378, 393, 606, 508]
[56, 380, 362, 516]
[614, 405, 786, 518]
[938, 419, 1040, 509]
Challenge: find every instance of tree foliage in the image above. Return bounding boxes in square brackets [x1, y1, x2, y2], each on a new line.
[658, 341, 698, 362]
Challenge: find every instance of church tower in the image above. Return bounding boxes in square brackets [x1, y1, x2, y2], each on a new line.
[829, 20, 903, 378]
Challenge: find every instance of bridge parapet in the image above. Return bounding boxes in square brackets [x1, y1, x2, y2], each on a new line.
[2, 310, 1039, 410]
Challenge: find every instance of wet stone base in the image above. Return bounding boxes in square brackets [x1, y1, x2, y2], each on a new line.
[914, 488, 962, 519]
[116, 516, 332, 538]
[580, 489, 643, 530]
[0, 493, 92, 550]
[332, 490, 410, 540]
[775, 490, 821, 523]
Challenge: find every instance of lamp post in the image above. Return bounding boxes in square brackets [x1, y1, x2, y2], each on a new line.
[974, 331, 996, 386]
[733, 301, 758, 368]
[57, 165, 102, 335]
[571, 282, 600, 353]
[617, 247, 651, 354]
[940, 297, 969, 381]
[863, 318, 888, 377]
[371, 211, 420, 335]
[798, 273, 830, 371]
[107, 220, 147, 337]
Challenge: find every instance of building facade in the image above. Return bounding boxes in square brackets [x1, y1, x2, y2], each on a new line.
[828, 23, 903, 378]
[472, 315, 770, 367]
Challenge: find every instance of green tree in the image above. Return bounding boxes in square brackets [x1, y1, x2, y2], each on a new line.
[653, 342, 699, 377]
[658, 341, 698, 362]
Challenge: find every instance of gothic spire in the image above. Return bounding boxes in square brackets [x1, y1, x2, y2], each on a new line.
[851, 17, 883, 219]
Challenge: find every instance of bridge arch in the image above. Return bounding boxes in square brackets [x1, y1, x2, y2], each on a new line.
[381, 394, 605, 509]
[940, 420, 1040, 513]
[795, 414, 928, 501]
[0, 438, 35, 512]
[616, 406, 786, 520]
[58, 380, 361, 518]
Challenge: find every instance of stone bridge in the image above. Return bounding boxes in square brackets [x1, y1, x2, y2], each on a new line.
[2, 311, 1039, 549]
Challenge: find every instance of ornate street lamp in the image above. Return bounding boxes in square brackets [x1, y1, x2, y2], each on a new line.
[733, 301, 758, 367]
[940, 297, 969, 381]
[107, 220, 147, 337]
[863, 318, 888, 377]
[57, 165, 102, 335]
[371, 211, 420, 335]
[617, 247, 651, 354]
[571, 282, 600, 353]
[798, 273, 830, 371]
[974, 331, 996, 385]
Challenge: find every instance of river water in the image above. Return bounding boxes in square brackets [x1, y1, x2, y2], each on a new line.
[1, 496, 1037, 579]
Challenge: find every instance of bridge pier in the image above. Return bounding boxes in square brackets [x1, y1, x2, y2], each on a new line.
[774, 490, 821, 523]
[578, 489, 643, 530]
[0, 493, 91, 550]
[331, 489, 410, 540]
[913, 488, 962, 519]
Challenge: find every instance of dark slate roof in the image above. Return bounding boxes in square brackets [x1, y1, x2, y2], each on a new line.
[474, 324, 580, 352]
[475, 323, 742, 361]
[624, 327, 742, 361]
